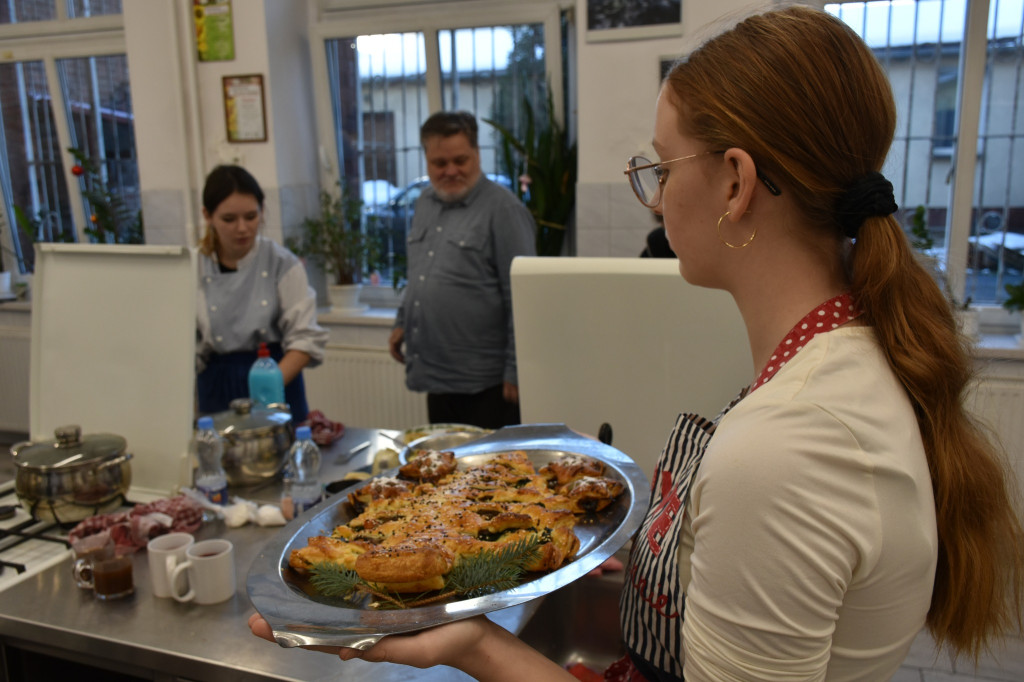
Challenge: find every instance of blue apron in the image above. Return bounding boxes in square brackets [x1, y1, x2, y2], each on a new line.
[196, 342, 309, 424]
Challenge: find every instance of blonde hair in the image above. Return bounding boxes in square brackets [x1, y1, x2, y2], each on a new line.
[666, 5, 1023, 661]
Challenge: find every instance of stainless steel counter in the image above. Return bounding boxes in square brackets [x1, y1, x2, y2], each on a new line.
[0, 428, 535, 681]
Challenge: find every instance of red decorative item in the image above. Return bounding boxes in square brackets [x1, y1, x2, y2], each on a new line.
[303, 409, 345, 446]
[71, 165, 84, 176]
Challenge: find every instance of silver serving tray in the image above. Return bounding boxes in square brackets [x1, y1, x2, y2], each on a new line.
[246, 423, 650, 649]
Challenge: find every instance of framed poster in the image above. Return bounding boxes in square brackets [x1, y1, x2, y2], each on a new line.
[585, 0, 683, 43]
[222, 75, 267, 143]
[193, 0, 235, 62]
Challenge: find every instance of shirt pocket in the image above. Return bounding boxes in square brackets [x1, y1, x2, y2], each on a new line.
[444, 227, 487, 253]
[407, 221, 429, 245]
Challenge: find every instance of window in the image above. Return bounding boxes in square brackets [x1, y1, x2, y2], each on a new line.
[0, 1, 139, 274]
[309, 2, 566, 283]
[827, 0, 1024, 308]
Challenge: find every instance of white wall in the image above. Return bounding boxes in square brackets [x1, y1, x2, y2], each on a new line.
[122, 0, 320, 250]
[572, 0, 777, 257]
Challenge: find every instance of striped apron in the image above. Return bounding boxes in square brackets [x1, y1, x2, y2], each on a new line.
[616, 394, 744, 681]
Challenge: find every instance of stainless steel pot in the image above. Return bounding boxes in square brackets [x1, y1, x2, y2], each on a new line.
[209, 399, 294, 486]
[11, 425, 133, 525]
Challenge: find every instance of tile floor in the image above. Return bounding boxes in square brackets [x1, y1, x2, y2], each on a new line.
[0, 434, 1021, 680]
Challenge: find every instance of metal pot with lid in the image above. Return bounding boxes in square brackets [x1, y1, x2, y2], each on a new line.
[209, 398, 294, 486]
[11, 425, 133, 525]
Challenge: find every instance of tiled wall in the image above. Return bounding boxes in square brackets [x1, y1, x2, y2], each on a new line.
[575, 182, 663, 257]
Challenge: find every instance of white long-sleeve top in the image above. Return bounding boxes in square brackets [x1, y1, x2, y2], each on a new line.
[195, 236, 328, 373]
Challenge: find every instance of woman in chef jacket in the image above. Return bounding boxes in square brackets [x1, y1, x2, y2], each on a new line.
[195, 165, 328, 424]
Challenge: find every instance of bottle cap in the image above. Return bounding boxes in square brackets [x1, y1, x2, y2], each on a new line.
[296, 425, 312, 441]
[257, 342, 270, 358]
[197, 416, 215, 430]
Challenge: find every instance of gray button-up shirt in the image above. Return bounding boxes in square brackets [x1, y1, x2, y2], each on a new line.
[395, 176, 536, 394]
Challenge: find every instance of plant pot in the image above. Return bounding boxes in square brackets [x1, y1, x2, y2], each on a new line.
[328, 283, 367, 313]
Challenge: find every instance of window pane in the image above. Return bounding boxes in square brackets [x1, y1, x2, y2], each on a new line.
[326, 32, 429, 280]
[969, 0, 1023, 306]
[828, 0, 1024, 305]
[66, 0, 122, 18]
[0, 60, 76, 273]
[57, 54, 142, 244]
[0, 1, 57, 24]
[439, 24, 546, 177]
[325, 24, 548, 282]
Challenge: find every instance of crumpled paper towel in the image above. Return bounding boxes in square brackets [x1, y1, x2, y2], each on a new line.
[181, 488, 286, 528]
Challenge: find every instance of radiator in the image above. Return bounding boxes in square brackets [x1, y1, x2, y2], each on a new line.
[968, 375, 1024, 490]
[303, 347, 427, 431]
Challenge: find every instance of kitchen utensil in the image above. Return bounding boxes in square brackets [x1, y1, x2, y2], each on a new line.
[207, 399, 295, 486]
[397, 422, 488, 445]
[247, 423, 649, 649]
[11, 425, 133, 525]
[397, 429, 492, 464]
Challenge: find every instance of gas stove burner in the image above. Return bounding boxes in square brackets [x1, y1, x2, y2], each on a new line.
[0, 505, 16, 521]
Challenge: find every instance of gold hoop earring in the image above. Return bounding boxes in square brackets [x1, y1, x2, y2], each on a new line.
[717, 211, 757, 249]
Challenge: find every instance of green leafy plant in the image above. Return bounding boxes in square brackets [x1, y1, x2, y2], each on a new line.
[908, 205, 934, 251]
[308, 535, 542, 609]
[907, 205, 974, 312]
[287, 181, 386, 286]
[1003, 281, 1024, 313]
[484, 88, 577, 257]
[67, 147, 144, 244]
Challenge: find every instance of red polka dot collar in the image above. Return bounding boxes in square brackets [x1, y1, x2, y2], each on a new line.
[750, 293, 861, 392]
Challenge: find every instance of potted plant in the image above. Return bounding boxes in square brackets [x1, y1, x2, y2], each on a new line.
[484, 88, 577, 257]
[1003, 281, 1024, 345]
[287, 180, 385, 312]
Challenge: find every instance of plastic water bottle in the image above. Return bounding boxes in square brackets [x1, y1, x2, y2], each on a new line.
[283, 426, 322, 519]
[192, 416, 228, 507]
[248, 342, 285, 408]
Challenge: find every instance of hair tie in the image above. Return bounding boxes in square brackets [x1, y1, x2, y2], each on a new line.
[835, 172, 898, 238]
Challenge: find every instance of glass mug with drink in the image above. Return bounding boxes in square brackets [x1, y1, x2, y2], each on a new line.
[71, 530, 115, 589]
[73, 541, 134, 600]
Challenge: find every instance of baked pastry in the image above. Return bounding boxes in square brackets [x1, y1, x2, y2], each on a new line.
[289, 451, 624, 597]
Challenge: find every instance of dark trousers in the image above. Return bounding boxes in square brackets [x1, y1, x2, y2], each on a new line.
[427, 384, 520, 430]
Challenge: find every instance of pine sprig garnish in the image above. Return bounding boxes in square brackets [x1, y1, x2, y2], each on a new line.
[309, 562, 363, 601]
[445, 536, 543, 599]
[306, 537, 545, 607]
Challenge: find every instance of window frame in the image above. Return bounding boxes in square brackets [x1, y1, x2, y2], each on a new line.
[305, 0, 567, 198]
[820, 0, 1021, 324]
[0, 12, 126, 273]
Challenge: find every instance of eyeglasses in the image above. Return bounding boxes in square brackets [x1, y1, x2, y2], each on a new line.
[624, 152, 782, 208]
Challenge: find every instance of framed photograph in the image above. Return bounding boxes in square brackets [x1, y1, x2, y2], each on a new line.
[585, 0, 683, 43]
[222, 74, 267, 143]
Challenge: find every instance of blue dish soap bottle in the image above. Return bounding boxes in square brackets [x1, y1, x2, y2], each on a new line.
[248, 342, 285, 408]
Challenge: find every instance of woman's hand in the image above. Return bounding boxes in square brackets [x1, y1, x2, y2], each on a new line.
[248, 612, 575, 681]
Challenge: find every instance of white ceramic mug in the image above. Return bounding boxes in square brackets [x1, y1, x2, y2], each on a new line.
[147, 532, 194, 598]
[170, 539, 236, 605]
